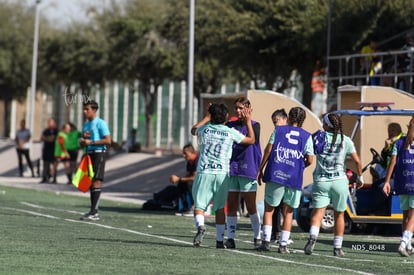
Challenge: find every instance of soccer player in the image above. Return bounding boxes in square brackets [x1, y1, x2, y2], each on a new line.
[257, 107, 314, 253]
[304, 113, 362, 257]
[225, 97, 262, 249]
[383, 117, 414, 257]
[190, 103, 255, 248]
[79, 100, 111, 221]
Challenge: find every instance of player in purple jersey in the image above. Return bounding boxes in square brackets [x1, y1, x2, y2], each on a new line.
[383, 117, 414, 257]
[257, 107, 314, 253]
[224, 97, 262, 249]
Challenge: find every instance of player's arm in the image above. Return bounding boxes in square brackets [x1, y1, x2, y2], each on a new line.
[383, 155, 396, 196]
[240, 107, 255, 145]
[257, 143, 272, 185]
[191, 112, 211, 136]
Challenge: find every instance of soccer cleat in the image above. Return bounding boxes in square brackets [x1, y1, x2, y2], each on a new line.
[256, 241, 271, 251]
[304, 236, 316, 255]
[253, 238, 261, 249]
[216, 241, 225, 249]
[278, 245, 291, 254]
[224, 238, 236, 249]
[333, 247, 345, 257]
[407, 247, 414, 255]
[80, 212, 100, 221]
[398, 243, 410, 257]
[193, 225, 206, 247]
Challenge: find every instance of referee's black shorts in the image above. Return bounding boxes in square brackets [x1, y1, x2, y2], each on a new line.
[88, 152, 106, 181]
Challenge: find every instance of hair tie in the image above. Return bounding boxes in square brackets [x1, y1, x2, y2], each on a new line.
[323, 114, 334, 128]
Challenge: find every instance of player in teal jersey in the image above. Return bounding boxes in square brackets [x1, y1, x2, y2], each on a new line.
[304, 113, 363, 257]
[190, 103, 256, 248]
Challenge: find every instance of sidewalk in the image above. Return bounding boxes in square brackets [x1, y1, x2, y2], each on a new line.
[0, 139, 185, 205]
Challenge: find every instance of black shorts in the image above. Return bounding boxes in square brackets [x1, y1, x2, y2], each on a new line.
[68, 150, 79, 162]
[88, 152, 106, 181]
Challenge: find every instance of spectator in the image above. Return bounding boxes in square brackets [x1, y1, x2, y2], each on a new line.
[360, 38, 378, 75]
[397, 32, 414, 90]
[123, 128, 141, 153]
[40, 118, 58, 183]
[15, 119, 35, 177]
[66, 122, 81, 178]
[170, 143, 198, 216]
[371, 122, 403, 182]
[52, 123, 72, 184]
[311, 60, 326, 118]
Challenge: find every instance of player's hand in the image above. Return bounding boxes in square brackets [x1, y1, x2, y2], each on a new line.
[356, 175, 364, 189]
[382, 181, 391, 196]
[257, 171, 263, 186]
[170, 175, 180, 184]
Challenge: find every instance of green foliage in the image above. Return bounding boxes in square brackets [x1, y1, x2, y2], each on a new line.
[0, 1, 35, 100]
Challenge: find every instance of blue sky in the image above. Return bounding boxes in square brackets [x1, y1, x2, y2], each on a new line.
[14, 0, 125, 28]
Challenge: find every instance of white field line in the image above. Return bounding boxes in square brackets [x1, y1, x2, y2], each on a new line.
[2, 203, 376, 275]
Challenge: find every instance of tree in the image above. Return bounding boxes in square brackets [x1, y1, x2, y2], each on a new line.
[105, 0, 184, 147]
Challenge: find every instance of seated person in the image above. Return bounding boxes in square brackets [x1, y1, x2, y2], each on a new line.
[371, 123, 403, 190]
[170, 143, 198, 216]
[123, 129, 141, 153]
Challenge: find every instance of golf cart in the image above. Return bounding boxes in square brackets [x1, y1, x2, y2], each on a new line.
[296, 102, 414, 234]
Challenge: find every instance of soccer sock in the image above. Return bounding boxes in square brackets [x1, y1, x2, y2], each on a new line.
[195, 214, 204, 228]
[226, 216, 237, 239]
[216, 224, 225, 242]
[262, 225, 272, 242]
[249, 212, 261, 239]
[333, 235, 343, 249]
[67, 173, 72, 182]
[90, 188, 101, 214]
[280, 230, 291, 246]
[309, 225, 320, 239]
[401, 230, 413, 248]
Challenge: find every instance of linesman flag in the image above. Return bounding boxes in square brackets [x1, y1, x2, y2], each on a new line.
[72, 154, 94, 192]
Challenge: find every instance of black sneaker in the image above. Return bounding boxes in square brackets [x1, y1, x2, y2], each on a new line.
[224, 238, 236, 249]
[216, 241, 225, 249]
[304, 236, 316, 255]
[193, 225, 206, 247]
[333, 247, 345, 257]
[253, 238, 261, 249]
[256, 241, 271, 251]
[278, 245, 290, 254]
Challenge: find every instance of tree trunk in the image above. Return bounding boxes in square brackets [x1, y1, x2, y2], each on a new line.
[141, 79, 156, 148]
